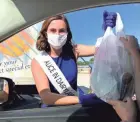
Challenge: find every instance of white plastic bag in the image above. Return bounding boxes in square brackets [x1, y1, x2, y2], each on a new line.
[91, 13, 134, 102]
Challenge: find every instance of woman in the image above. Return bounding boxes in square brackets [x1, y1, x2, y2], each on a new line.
[31, 12, 117, 107]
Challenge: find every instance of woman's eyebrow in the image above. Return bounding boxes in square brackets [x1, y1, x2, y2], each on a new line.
[50, 28, 56, 30]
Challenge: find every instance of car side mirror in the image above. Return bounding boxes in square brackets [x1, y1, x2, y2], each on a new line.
[0, 77, 15, 107]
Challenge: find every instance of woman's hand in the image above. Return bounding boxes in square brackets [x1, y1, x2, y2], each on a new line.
[103, 11, 117, 31]
[107, 97, 137, 122]
[78, 93, 105, 106]
[120, 36, 139, 55]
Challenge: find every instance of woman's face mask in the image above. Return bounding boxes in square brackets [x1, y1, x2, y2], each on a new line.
[47, 33, 68, 49]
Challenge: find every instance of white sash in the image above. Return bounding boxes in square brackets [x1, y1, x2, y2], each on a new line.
[35, 51, 77, 96]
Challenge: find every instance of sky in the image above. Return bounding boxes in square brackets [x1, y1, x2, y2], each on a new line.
[33, 3, 140, 61]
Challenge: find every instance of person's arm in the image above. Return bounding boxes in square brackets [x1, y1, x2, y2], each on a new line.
[120, 36, 140, 109]
[31, 59, 79, 105]
[131, 49, 140, 108]
[73, 11, 117, 58]
[107, 97, 137, 122]
[74, 44, 96, 57]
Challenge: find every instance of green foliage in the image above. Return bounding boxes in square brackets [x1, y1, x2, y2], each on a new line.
[77, 58, 94, 65]
[89, 58, 94, 63]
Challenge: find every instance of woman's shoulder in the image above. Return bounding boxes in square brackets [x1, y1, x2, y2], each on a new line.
[33, 51, 48, 60]
[31, 52, 47, 71]
[31, 51, 47, 66]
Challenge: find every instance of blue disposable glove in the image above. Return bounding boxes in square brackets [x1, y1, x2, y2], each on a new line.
[79, 93, 106, 106]
[103, 11, 117, 31]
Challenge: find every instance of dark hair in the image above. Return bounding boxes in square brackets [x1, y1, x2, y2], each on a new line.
[36, 15, 75, 60]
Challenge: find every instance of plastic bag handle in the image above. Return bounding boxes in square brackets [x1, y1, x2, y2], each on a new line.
[115, 13, 126, 38]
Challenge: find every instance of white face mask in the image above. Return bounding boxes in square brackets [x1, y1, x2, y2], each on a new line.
[47, 33, 67, 49]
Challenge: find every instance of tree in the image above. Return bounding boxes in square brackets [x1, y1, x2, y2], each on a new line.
[77, 61, 89, 65]
[77, 61, 84, 65]
[89, 58, 94, 63]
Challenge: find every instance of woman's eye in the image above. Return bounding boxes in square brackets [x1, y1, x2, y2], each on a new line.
[48, 28, 67, 34]
[59, 29, 67, 33]
[50, 29, 56, 33]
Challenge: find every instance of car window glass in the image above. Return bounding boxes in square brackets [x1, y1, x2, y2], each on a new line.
[0, 3, 139, 110]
